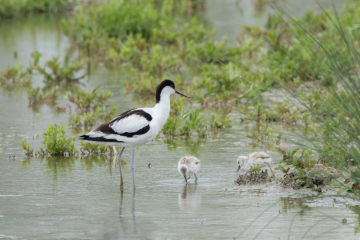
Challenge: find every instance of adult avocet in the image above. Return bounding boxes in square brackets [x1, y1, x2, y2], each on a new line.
[79, 80, 192, 189]
[178, 156, 201, 184]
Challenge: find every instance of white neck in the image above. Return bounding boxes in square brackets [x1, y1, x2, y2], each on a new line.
[152, 92, 171, 132]
[154, 94, 171, 113]
[151, 86, 175, 131]
[154, 86, 173, 110]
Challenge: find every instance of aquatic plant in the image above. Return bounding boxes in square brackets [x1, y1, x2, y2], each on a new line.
[59, 0, 360, 119]
[242, 12, 342, 85]
[279, 148, 317, 170]
[36, 54, 85, 83]
[210, 113, 232, 129]
[245, 126, 283, 146]
[62, 0, 208, 46]
[55, 106, 66, 113]
[184, 38, 243, 64]
[20, 139, 34, 155]
[67, 87, 112, 112]
[162, 112, 187, 136]
[275, 164, 290, 175]
[130, 73, 165, 97]
[242, 100, 306, 124]
[80, 141, 108, 155]
[0, 64, 32, 91]
[27, 86, 59, 106]
[197, 63, 268, 105]
[79, 141, 120, 156]
[103, 105, 118, 122]
[249, 164, 262, 173]
[0, 0, 73, 18]
[162, 107, 232, 137]
[279, 166, 339, 192]
[1, 51, 85, 98]
[69, 106, 117, 129]
[180, 109, 207, 136]
[69, 114, 81, 128]
[39, 124, 77, 156]
[302, 112, 309, 128]
[61, 0, 271, 108]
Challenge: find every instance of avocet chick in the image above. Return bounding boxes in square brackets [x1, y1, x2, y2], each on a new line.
[237, 151, 272, 174]
[178, 156, 200, 184]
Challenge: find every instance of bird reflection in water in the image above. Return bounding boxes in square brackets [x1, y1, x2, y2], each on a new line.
[116, 151, 136, 234]
[119, 190, 137, 234]
[178, 184, 201, 210]
[132, 191, 136, 233]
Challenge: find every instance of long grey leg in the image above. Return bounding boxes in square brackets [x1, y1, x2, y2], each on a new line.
[117, 147, 125, 188]
[194, 173, 198, 183]
[184, 175, 188, 184]
[131, 148, 135, 189]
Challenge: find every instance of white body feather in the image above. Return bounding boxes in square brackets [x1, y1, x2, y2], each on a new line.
[177, 156, 201, 177]
[237, 151, 272, 169]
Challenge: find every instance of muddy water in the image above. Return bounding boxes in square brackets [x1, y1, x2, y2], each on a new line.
[0, 1, 359, 239]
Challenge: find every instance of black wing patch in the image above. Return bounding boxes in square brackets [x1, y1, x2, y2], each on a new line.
[92, 123, 118, 135]
[119, 125, 150, 137]
[79, 135, 123, 142]
[116, 109, 152, 122]
[79, 124, 150, 141]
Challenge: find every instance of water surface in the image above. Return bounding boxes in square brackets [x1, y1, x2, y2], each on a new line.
[0, 1, 358, 239]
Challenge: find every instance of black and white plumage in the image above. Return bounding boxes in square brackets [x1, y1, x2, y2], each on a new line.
[79, 79, 192, 189]
[79, 109, 153, 146]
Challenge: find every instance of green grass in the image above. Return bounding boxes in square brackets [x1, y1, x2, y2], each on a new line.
[0, 64, 32, 91]
[80, 141, 116, 155]
[20, 139, 34, 155]
[67, 88, 112, 112]
[40, 124, 77, 156]
[0, 0, 73, 18]
[69, 106, 118, 129]
[268, 1, 360, 195]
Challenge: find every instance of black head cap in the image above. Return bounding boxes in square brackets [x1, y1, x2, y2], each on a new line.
[156, 79, 175, 103]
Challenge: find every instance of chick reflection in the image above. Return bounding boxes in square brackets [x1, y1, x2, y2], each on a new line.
[178, 184, 201, 210]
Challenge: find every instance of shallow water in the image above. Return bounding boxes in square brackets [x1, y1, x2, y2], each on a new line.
[0, 1, 359, 239]
[1, 142, 359, 239]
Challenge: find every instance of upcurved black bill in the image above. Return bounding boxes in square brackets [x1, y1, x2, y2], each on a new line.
[176, 90, 193, 98]
[236, 165, 241, 173]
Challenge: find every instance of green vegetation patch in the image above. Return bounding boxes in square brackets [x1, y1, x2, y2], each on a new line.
[0, 0, 73, 18]
[20, 124, 77, 156]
